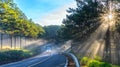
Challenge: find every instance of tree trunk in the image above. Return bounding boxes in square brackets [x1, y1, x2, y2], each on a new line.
[24, 37, 26, 47]
[14, 36, 16, 49]
[10, 35, 13, 48]
[0, 33, 3, 49]
[20, 36, 22, 48]
[104, 27, 111, 63]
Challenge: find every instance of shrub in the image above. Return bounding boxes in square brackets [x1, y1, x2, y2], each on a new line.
[99, 62, 112, 67]
[94, 56, 102, 61]
[81, 57, 90, 65]
[112, 65, 120, 67]
[0, 49, 33, 65]
[80, 57, 112, 67]
[88, 60, 112, 67]
[88, 60, 100, 67]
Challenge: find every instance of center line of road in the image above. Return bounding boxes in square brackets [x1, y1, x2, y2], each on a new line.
[28, 55, 52, 67]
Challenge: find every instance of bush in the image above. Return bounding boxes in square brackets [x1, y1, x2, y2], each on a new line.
[112, 65, 120, 67]
[88, 60, 112, 67]
[99, 62, 112, 67]
[94, 56, 102, 61]
[81, 57, 90, 65]
[88, 60, 100, 67]
[80, 57, 112, 67]
[0, 49, 33, 65]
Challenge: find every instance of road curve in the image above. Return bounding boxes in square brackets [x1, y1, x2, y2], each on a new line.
[0, 54, 67, 67]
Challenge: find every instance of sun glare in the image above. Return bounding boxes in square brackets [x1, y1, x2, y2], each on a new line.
[108, 14, 113, 20]
[105, 13, 114, 22]
[100, 2, 118, 27]
[100, 5, 117, 26]
[100, 12, 117, 27]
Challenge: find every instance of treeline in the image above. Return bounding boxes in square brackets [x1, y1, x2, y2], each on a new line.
[58, 0, 120, 41]
[42, 25, 61, 40]
[58, 0, 102, 41]
[0, 0, 44, 49]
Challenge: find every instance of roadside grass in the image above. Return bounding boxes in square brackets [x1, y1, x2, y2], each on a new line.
[80, 56, 120, 67]
[0, 43, 44, 65]
[70, 51, 120, 67]
[112, 65, 120, 67]
[81, 57, 112, 67]
[0, 49, 33, 65]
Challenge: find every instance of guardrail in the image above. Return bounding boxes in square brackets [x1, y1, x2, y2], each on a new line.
[62, 53, 80, 67]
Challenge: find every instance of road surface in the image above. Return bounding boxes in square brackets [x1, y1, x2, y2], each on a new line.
[30, 54, 67, 67]
[0, 54, 67, 67]
[0, 43, 68, 67]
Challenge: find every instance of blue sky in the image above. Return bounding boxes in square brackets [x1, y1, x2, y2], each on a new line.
[14, 0, 76, 26]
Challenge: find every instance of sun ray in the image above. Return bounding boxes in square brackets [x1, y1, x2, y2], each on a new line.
[100, 1, 119, 27]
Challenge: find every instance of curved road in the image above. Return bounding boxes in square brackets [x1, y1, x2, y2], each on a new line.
[0, 43, 69, 67]
[0, 54, 67, 67]
[30, 54, 67, 67]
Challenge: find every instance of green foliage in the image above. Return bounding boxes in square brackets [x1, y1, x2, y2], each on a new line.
[0, 49, 33, 64]
[80, 57, 112, 67]
[58, 0, 103, 41]
[112, 65, 120, 67]
[81, 57, 90, 65]
[36, 24, 45, 38]
[99, 62, 112, 67]
[94, 56, 102, 61]
[0, 0, 44, 38]
[88, 60, 100, 67]
[88, 60, 112, 67]
[57, 25, 72, 41]
[43, 25, 60, 39]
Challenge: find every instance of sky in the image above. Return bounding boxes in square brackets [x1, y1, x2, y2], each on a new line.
[14, 0, 77, 26]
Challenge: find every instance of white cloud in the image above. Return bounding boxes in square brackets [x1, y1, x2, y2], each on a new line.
[37, 2, 77, 26]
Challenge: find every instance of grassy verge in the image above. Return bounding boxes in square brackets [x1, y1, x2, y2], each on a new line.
[81, 57, 111, 67]
[112, 65, 120, 67]
[80, 56, 120, 67]
[0, 49, 33, 65]
[70, 51, 120, 67]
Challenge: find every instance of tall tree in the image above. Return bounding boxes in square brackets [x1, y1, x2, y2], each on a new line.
[0, 0, 44, 49]
[58, 0, 103, 41]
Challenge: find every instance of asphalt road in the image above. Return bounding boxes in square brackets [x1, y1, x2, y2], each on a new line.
[0, 54, 67, 67]
[31, 54, 67, 67]
[0, 42, 71, 67]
